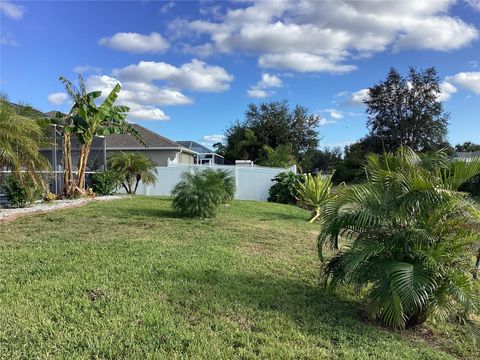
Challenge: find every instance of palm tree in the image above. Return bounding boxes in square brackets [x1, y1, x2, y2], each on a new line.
[0, 99, 50, 184]
[108, 152, 157, 194]
[59, 75, 141, 196]
[318, 147, 480, 329]
[296, 172, 334, 223]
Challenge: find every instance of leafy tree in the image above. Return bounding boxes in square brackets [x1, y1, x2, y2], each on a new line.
[172, 169, 235, 218]
[268, 172, 302, 205]
[318, 147, 480, 329]
[220, 101, 319, 165]
[0, 99, 50, 184]
[303, 147, 342, 174]
[59, 75, 141, 196]
[108, 152, 157, 194]
[296, 173, 334, 223]
[259, 144, 296, 168]
[365, 67, 448, 152]
[455, 141, 480, 152]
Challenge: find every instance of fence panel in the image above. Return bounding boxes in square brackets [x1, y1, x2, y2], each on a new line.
[131, 164, 293, 201]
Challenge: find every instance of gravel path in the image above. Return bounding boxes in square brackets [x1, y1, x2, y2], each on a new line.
[0, 195, 127, 223]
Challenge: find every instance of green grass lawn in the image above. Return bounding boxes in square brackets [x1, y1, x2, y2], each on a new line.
[0, 197, 477, 359]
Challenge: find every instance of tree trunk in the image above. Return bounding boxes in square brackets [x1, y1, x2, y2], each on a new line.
[76, 143, 91, 193]
[133, 175, 141, 195]
[308, 209, 321, 223]
[62, 132, 75, 197]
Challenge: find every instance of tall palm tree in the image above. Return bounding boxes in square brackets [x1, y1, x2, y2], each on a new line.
[0, 99, 50, 184]
[318, 147, 480, 329]
[59, 75, 141, 196]
[108, 152, 157, 194]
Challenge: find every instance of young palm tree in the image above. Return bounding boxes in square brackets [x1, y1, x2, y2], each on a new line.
[108, 152, 157, 194]
[296, 172, 334, 223]
[318, 147, 480, 329]
[0, 99, 50, 183]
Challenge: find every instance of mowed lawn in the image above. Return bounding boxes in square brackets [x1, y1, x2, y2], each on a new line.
[0, 197, 477, 359]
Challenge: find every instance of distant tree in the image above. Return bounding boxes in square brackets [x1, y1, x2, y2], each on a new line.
[303, 147, 342, 174]
[258, 144, 296, 168]
[455, 141, 480, 152]
[220, 100, 320, 165]
[365, 67, 448, 152]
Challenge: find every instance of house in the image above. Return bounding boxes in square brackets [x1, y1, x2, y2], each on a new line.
[177, 141, 228, 165]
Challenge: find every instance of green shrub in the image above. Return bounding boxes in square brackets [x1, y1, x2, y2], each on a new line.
[172, 169, 235, 218]
[296, 173, 334, 223]
[4, 176, 42, 207]
[318, 148, 480, 329]
[92, 170, 119, 196]
[268, 172, 302, 204]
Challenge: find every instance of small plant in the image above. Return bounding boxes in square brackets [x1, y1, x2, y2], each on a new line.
[108, 152, 157, 194]
[172, 169, 236, 218]
[3, 176, 42, 208]
[296, 173, 334, 223]
[43, 192, 57, 202]
[92, 170, 119, 196]
[85, 188, 96, 198]
[268, 171, 302, 205]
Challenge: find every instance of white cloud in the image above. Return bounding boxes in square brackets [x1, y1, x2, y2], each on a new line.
[0, 34, 17, 46]
[247, 89, 270, 98]
[112, 59, 233, 92]
[201, 134, 225, 143]
[85, 74, 193, 121]
[318, 116, 336, 126]
[0, 1, 25, 19]
[159, 1, 176, 14]
[469, 60, 478, 68]
[437, 81, 457, 101]
[99, 32, 170, 54]
[466, 0, 480, 11]
[47, 92, 69, 105]
[73, 65, 101, 74]
[343, 89, 370, 107]
[247, 73, 282, 98]
[323, 109, 344, 119]
[170, 0, 478, 73]
[259, 53, 356, 73]
[445, 72, 480, 94]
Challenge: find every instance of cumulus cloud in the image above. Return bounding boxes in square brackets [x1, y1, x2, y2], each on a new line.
[0, 1, 25, 19]
[47, 92, 69, 105]
[445, 72, 480, 94]
[112, 59, 233, 92]
[85, 74, 193, 121]
[171, 0, 478, 73]
[318, 116, 337, 126]
[247, 73, 282, 98]
[201, 134, 225, 143]
[73, 65, 101, 74]
[323, 109, 344, 119]
[99, 32, 170, 54]
[159, 1, 175, 14]
[437, 81, 458, 101]
[466, 0, 480, 11]
[343, 89, 371, 107]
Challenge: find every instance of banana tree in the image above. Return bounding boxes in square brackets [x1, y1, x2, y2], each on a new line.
[59, 75, 141, 196]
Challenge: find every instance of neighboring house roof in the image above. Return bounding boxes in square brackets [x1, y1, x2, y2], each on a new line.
[177, 141, 216, 154]
[106, 124, 197, 154]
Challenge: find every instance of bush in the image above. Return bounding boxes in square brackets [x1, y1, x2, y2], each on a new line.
[268, 172, 302, 204]
[92, 170, 119, 196]
[318, 148, 480, 329]
[172, 169, 235, 218]
[296, 173, 334, 223]
[4, 176, 42, 207]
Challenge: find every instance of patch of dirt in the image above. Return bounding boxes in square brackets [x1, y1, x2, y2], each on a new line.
[87, 288, 108, 302]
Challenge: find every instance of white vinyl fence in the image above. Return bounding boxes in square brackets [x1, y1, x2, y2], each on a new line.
[131, 163, 296, 201]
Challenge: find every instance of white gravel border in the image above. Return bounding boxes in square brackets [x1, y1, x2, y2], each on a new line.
[0, 195, 127, 222]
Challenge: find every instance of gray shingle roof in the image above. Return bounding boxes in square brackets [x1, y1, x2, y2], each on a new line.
[177, 141, 214, 154]
[106, 124, 183, 149]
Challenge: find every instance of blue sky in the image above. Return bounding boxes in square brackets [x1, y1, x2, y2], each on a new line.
[1, 0, 479, 149]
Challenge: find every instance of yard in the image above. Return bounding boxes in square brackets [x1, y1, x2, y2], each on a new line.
[0, 197, 477, 359]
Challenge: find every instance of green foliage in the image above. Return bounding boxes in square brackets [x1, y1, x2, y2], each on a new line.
[219, 100, 320, 165]
[303, 147, 342, 174]
[319, 147, 480, 329]
[259, 144, 296, 168]
[108, 152, 157, 194]
[296, 173, 334, 222]
[92, 170, 119, 196]
[0, 99, 51, 183]
[455, 141, 480, 152]
[3, 175, 42, 208]
[172, 169, 235, 218]
[365, 67, 448, 152]
[268, 171, 302, 205]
